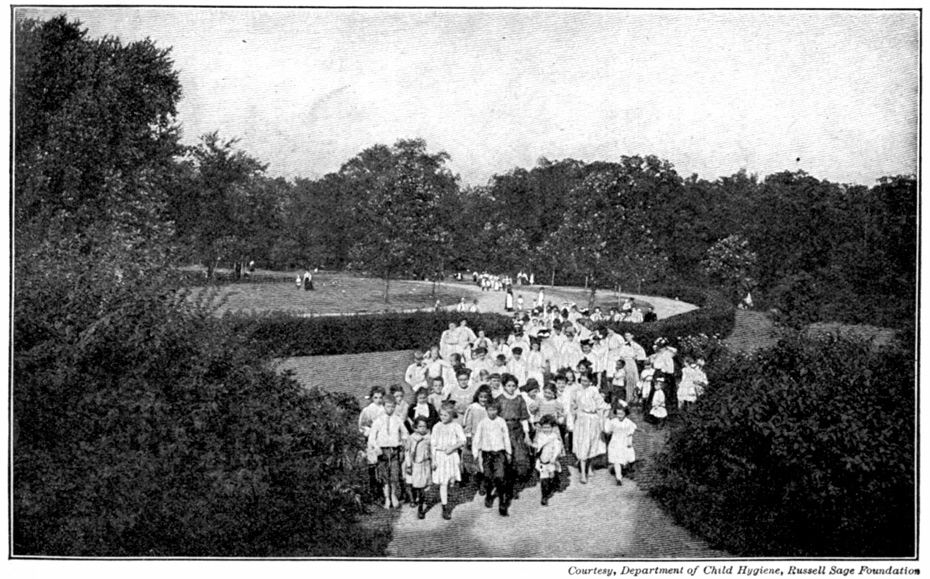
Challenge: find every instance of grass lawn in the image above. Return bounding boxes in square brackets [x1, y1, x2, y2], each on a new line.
[186, 271, 480, 315]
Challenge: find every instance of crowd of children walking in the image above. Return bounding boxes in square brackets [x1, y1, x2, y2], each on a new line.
[357, 306, 707, 520]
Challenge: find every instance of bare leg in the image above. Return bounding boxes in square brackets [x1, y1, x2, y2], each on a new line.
[579, 459, 588, 483]
[439, 482, 449, 505]
[382, 484, 391, 509]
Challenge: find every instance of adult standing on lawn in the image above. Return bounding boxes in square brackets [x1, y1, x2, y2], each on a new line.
[303, 270, 314, 291]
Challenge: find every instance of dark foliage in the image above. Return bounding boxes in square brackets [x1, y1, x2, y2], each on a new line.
[644, 334, 915, 557]
[594, 290, 736, 353]
[228, 310, 516, 358]
[14, 16, 384, 557]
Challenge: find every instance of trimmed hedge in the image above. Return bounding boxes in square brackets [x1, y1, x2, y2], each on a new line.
[593, 290, 735, 353]
[225, 288, 734, 360]
[227, 310, 517, 358]
[643, 333, 915, 557]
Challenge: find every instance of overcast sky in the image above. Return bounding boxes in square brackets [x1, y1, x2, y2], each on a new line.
[17, 7, 919, 186]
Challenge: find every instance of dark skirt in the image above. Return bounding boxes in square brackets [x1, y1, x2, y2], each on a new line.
[506, 420, 532, 478]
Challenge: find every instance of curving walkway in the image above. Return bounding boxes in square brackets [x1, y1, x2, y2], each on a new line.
[426, 280, 698, 321]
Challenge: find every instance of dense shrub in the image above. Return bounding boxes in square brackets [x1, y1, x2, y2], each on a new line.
[594, 290, 735, 354]
[227, 310, 516, 358]
[14, 262, 379, 556]
[644, 334, 915, 557]
[769, 269, 915, 330]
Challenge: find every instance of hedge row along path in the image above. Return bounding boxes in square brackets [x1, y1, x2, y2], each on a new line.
[275, 281, 730, 557]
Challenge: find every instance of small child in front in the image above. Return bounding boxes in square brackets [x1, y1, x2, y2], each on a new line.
[604, 405, 637, 485]
[431, 401, 466, 520]
[405, 417, 432, 519]
[472, 400, 512, 516]
[368, 398, 408, 508]
[533, 414, 563, 505]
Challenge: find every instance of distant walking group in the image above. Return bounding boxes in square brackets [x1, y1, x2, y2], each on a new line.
[357, 306, 707, 520]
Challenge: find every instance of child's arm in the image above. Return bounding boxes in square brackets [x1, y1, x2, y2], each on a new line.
[446, 424, 466, 455]
[367, 419, 381, 452]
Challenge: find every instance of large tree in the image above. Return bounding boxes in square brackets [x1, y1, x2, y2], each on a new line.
[15, 15, 183, 271]
[342, 138, 458, 302]
[168, 132, 271, 277]
[550, 156, 675, 308]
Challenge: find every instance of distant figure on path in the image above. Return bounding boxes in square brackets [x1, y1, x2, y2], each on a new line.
[303, 270, 314, 291]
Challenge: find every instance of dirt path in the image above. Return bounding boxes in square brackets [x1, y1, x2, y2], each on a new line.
[386, 410, 724, 558]
[278, 285, 719, 558]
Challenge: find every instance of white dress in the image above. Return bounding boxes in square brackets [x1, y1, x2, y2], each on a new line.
[431, 421, 466, 484]
[571, 386, 608, 460]
[605, 417, 637, 465]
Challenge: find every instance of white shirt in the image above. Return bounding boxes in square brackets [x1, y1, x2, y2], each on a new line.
[405, 362, 428, 390]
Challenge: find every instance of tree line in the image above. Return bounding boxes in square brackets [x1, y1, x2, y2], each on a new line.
[16, 15, 915, 327]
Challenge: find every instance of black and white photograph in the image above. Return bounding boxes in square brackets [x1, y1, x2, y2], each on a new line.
[8, 2, 920, 569]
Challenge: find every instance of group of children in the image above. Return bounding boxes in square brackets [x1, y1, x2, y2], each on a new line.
[356, 308, 707, 521]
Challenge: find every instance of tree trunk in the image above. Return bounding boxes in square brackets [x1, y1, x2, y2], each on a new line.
[550, 269, 555, 287]
[383, 275, 391, 304]
[588, 285, 597, 312]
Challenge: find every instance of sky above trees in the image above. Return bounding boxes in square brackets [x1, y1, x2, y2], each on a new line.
[16, 7, 917, 187]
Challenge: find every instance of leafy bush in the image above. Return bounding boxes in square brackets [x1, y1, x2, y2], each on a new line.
[14, 260, 380, 556]
[644, 334, 915, 557]
[594, 289, 735, 355]
[227, 310, 516, 358]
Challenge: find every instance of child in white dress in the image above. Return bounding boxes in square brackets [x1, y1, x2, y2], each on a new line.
[431, 401, 466, 520]
[648, 376, 668, 428]
[604, 405, 637, 485]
